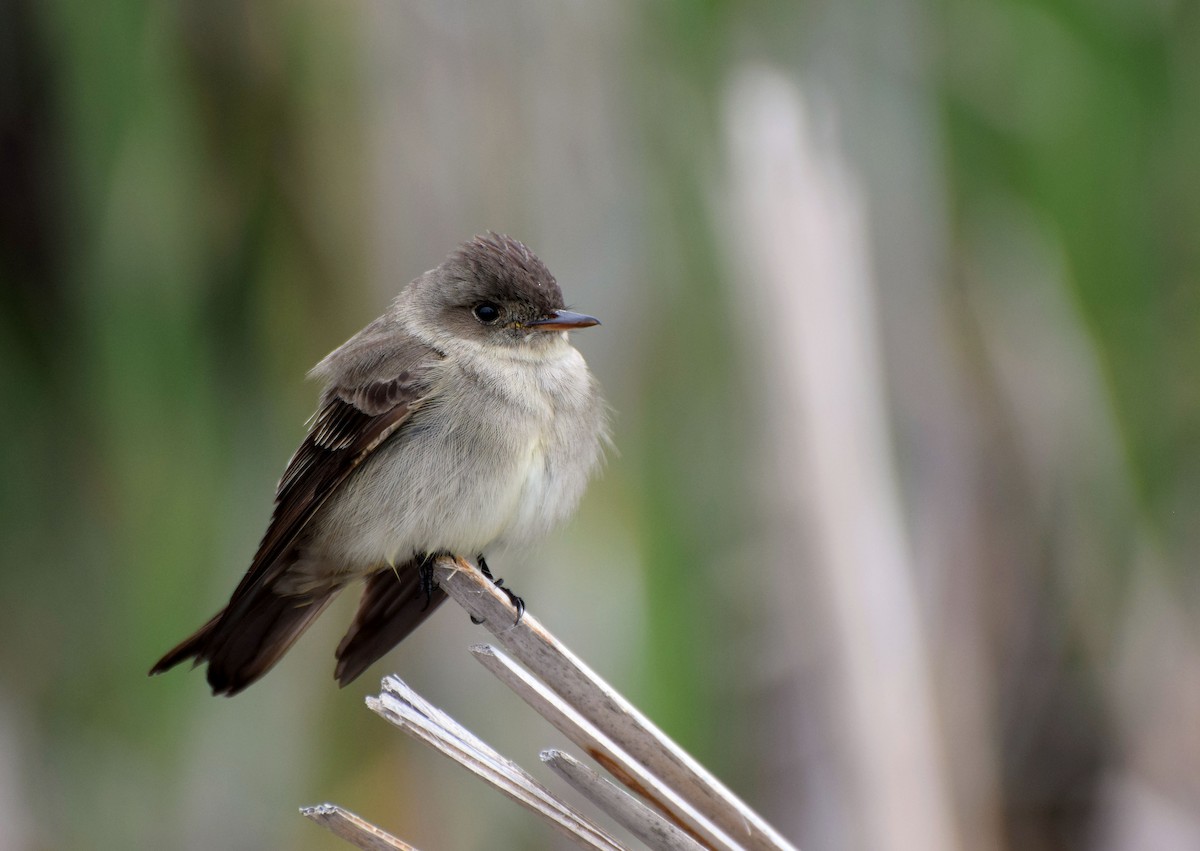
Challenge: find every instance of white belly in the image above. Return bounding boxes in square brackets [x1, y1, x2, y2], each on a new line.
[307, 345, 603, 573]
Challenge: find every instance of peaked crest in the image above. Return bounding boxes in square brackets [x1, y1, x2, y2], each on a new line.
[445, 233, 565, 314]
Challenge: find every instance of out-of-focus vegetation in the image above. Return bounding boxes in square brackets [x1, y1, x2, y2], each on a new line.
[1, 1, 1196, 849]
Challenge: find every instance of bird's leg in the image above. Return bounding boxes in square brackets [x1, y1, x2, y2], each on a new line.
[417, 552, 443, 612]
[472, 554, 525, 626]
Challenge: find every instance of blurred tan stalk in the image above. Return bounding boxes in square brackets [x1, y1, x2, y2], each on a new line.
[723, 66, 961, 851]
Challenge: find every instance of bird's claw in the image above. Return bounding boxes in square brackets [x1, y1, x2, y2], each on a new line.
[418, 554, 439, 612]
[474, 555, 525, 626]
[504, 588, 526, 626]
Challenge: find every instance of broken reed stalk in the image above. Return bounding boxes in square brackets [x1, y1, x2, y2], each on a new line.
[305, 556, 798, 851]
[301, 804, 419, 851]
[369, 675, 626, 850]
[541, 749, 708, 851]
[467, 644, 733, 849]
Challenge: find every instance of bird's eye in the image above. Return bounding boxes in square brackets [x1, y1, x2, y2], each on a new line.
[472, 302, 502, 324]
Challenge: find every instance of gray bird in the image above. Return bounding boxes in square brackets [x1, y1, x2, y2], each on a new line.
[151, 233, 607, 695]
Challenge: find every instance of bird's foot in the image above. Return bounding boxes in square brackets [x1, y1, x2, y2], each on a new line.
[472, 555, 525, 626]
[417, 552, 447, 612]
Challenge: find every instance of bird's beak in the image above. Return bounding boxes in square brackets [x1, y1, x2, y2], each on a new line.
[525, 310, 601, 331]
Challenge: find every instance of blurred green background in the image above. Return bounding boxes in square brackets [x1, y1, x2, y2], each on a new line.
[2, 1, 1198, 849]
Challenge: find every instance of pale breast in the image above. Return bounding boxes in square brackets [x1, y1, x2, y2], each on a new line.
[308, 342, 604, 571]
[457, 343, 605, 548]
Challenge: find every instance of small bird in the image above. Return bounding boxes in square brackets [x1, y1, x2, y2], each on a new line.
[151, 233, 607, 695]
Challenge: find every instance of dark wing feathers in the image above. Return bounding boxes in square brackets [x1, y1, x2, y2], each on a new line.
[151, 345, 441, 694]
[204, 590, 340, 696]
[346, 373, 419, 415]
[223, 373, 426, 615]
[333, 563, 449, 687]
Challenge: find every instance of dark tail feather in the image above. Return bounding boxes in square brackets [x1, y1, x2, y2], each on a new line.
[334, 562, 448, 687]
[150, 590, 339, 696]
[150, 611, 225, 676]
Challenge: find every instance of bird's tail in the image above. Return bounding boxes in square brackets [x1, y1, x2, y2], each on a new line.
[333, 560, 448, 687]
[149, 589, 338, 696]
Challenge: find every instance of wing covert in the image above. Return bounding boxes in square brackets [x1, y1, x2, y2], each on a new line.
[223, 361, 438, 615]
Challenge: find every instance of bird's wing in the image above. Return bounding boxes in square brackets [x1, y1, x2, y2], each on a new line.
[149, 338, 444, 693]
[221, 348, 442, 618]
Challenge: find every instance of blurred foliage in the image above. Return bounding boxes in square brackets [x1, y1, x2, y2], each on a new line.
[938, 0, 1200, 529]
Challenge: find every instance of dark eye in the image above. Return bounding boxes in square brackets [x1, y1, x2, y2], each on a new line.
[472, 302, 501, 324]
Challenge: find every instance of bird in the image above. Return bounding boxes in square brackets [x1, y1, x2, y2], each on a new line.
[150, 233, 607, 696]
